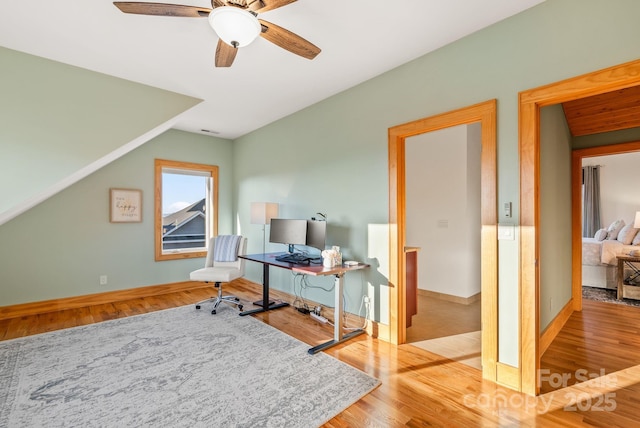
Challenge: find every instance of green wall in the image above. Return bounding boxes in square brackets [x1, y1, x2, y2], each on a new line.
[540, 105, 573, 331]
[573, 127, 640, 149]
[233, 0, 640, 366]
[0, 129, 233, 305]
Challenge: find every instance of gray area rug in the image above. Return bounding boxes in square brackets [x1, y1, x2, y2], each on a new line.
[0, 305, 379, 427]
[582, 286, 640, 307]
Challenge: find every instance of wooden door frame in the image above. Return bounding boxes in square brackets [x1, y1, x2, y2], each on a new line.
[388, 99, 498, 382]
[519, 58, 640, 395]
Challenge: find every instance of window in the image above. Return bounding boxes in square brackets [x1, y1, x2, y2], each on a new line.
[155, 159, 218, 261]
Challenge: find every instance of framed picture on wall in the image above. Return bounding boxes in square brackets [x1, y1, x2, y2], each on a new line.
[110, 188, 142, 223]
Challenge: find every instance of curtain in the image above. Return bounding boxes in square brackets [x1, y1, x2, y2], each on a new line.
[582, 165, 601, 237]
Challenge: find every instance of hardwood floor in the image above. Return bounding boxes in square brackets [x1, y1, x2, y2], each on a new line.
[406, 293, 481, 342]
[2, 280, 639, 426]
[405, 293, 481, 370]
[540, 299, 640, 393]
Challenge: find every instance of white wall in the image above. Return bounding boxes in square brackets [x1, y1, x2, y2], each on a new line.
[583, 151, 640, 228]
[405, 124, 481, 299]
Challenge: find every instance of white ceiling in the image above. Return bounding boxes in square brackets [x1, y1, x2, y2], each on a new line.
[1, 0, 544, 139]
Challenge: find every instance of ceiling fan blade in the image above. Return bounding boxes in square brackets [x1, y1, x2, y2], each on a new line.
[250, 0, 295, 13]
[258, 19, 320, 60]
[215, 39, 238, 67]
[113, 2, 211, 18]
[211, 0, 226, 7]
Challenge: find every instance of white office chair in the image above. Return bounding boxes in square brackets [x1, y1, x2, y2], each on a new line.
[191, 235, 247, 314]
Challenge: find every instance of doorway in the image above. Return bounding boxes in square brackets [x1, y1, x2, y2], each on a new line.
[404, 124, 483, 370]
[573, 141, 640, 309]
[536, 141, 640, 395]
[519, 58, 640, 395]
[388, 99, 498, 382]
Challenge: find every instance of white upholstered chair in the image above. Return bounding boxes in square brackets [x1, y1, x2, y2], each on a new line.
[190, 235, 247, 314]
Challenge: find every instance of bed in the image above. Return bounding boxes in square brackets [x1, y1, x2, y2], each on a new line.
[582, 220, 640, 289]
[582, 238, 635, 288]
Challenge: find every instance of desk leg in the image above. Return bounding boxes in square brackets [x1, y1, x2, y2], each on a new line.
[240, 263, 288, 316]
[252, 263, 275, 308]
[335, 273, 343, 342]
[618, 258, 624, 300]
[308, 273, 365, 354]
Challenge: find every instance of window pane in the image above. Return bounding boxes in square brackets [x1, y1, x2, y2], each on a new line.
[154, 159, 218, 261]
[161, 172, 208, 253]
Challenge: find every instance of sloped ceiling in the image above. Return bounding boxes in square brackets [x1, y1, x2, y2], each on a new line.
[0, 47, 201, 226]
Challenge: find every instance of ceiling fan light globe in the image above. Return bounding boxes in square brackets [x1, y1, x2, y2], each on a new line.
[208, 7, 261, 48]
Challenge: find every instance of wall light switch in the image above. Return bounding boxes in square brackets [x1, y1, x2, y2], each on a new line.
[498, 223, 515, 240]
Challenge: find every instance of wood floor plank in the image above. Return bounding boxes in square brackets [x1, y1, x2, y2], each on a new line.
[2, 280, 640, 426]
[541, 299, 640, 395]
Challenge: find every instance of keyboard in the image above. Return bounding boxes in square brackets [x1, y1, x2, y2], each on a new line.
[275, 253, 311, 263]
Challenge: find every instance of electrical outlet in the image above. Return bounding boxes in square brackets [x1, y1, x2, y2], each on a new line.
[99, 275, 108, 286]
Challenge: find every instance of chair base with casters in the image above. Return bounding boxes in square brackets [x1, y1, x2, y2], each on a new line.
[195, 281, 244, 314]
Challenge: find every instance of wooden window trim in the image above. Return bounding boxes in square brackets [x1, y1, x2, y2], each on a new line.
[154, 159, 219, 261]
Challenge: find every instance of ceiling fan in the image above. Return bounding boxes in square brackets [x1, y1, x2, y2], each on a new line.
[113, 0, 321, 67]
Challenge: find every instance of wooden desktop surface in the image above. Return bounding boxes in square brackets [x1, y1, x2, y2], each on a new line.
[240, 252, 368, 276]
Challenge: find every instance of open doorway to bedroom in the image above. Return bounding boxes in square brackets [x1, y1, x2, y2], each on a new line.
[520, 58, 640, 395]
[539, 140, 640, 395]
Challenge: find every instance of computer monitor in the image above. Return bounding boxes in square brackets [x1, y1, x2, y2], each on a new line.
[269, 218, 307, 253]
[305, 220, 326, 251]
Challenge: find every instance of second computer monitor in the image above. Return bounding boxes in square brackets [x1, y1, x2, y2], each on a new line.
[306, 220, 326, 251]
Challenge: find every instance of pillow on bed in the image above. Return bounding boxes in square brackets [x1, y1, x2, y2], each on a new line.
[606, 219, 625, 240]
[617, 224, 639, 245]
[594, 228, 608, 241]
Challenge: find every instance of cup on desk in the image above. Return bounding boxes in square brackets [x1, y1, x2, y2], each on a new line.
[321, 249, 337, 267]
